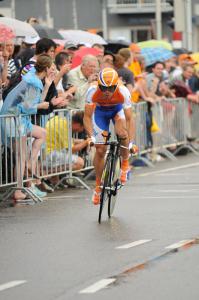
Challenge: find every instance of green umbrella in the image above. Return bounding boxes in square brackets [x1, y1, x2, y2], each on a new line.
[137, 39, 172, 51]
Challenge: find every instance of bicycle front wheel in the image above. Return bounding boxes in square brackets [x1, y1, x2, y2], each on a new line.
[98, 155, 112, 224]
[108, 156, 121, 218]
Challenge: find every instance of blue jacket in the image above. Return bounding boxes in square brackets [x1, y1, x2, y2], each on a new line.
[0, 70, 43, 116]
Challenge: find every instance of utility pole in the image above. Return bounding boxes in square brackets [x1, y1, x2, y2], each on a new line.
[45, 0, 53, 27]
[102, 0, 108, 40]
[185, 0, 192, 51]
[155, 0, 162, 40]
[11, 0, 15, 18]
[173, 0, 192, 50]
[173, 0, 185, 48]
[72, 0, 78, 30]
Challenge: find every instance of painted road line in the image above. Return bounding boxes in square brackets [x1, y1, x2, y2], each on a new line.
[0, 280, 27, 292]
[157, 173, 184, 176]
[79, 278, 116, 294]
[48, 195, 81, 199]
[138, 162, 199, 177]
[135, 196, 199, 199]
[116, 239, 152, 249]
[165, 240, 195, 250]
[79, 238, 198, 293]
[158, 189, 199, 193]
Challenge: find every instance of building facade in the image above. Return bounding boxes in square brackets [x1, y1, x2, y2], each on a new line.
[0, 0, 199, 51]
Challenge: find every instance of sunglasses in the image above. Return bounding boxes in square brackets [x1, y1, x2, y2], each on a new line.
[99, 85, 117, 92]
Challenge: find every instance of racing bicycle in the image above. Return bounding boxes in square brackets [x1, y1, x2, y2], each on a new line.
[98, 133, 126, 223]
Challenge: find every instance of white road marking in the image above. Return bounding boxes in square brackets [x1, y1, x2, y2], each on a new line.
[116, 239, 152, 249]
[135, 196, 199, 199]
[79, 278, 116, 294]
[158, 189, 199, 193]
[138, 162, 199, 177]
[48, 195, 81, 199]
[0, 280, 27, 292]
[165, 240, 195, 250]
[157, 173, 183, 176]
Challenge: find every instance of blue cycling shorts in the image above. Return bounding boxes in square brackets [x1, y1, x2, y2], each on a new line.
[93, 104, 125, 143]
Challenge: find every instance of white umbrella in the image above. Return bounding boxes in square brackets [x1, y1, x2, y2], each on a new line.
[59, 30, 107, 46]
[0, 17, 39, 39]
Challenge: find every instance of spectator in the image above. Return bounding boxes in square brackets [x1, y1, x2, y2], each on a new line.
[128, 43, 142, 80]
[114, 53, 134, 95]
[189, 69, 199, 93]
[21, 35, 40, 50]
[100, 50, 115, 69]
[163, 58, 175, 81]
[145, 61, 174, 100]
[63, 42, 78, 58]
[0, 54, 53, 201]
[20, 38, 67, 113]
[128, 43, 151, 103]
[92, 43, 105, 56]
[170, 54, 196, 80]
[169, 64, 199, 102]
[45, 111, 91, 185]
[0, 45, 9, 87]
[5, 39, 18, 78]
[67, 54, 99, 109]
[55, 51, 75, 101]
[15, 48, 35, 69]
[117, 48, 137, 98]
[92, 44, 104, 64]
[26, 17, 39, 25]
[169, 64, 194, 87]
[22, 38, 57, 75]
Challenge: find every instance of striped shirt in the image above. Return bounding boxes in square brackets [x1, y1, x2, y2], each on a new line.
[7, 59, 17, 78]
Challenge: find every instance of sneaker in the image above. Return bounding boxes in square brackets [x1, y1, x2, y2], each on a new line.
[30, 185, 47, 198]
[92, 186, 101, 205]
[57, 182, 68, 189]
[38, 181, 54, 193]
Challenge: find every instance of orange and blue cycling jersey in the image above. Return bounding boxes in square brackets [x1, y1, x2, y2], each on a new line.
[85, 84, 132, 143]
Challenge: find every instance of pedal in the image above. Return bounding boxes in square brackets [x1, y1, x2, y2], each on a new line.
[117, 182, 123, 189]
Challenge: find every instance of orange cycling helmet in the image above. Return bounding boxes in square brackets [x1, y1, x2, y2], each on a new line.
[98, 68, 119, 87]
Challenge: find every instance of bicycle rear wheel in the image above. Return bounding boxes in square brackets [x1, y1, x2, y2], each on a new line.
[98, 156, 112, 224]
[108, 156, 121, 218]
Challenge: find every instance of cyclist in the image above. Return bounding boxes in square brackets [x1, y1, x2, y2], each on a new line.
[83, 67, 137, 205]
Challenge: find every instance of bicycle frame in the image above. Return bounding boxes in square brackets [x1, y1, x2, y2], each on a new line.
[98, 134, 124, 223]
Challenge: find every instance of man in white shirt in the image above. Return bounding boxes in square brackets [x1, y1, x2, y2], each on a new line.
[67, 55, 99, 109]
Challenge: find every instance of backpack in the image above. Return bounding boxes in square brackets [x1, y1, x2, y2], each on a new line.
[2, 60, 36, 101]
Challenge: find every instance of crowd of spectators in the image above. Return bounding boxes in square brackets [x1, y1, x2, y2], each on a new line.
[1, 27, 199, 202]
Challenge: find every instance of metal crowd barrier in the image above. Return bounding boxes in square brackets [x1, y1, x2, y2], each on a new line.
[133, 101, 148, 153]
[0, 109, 92, 202]
[152, 98, 186, 149]
[151, 98, 183, 160]
[1, 98, 199, 203]
[0, 114, 18, 188]
[132, 101, 155, 167]
[0, 114, 44, 202]
[132, 98, 198, 165]
[31, 109, 92, 190]
[186, 100, 199, 142]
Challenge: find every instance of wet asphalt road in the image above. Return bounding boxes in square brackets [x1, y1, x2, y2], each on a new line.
[1, 153, 199, 300]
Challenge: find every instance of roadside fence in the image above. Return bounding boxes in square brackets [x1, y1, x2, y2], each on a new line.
[0, 97, 199, 202]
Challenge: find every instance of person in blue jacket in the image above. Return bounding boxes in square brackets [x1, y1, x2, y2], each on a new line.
[1, 54, 54, 201]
